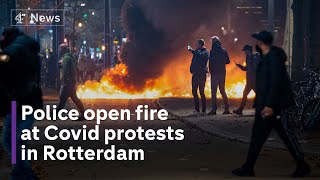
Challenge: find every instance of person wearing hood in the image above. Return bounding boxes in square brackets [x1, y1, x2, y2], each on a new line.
[0, 27, 42, 179]
[57, 44, 85, 118]
[188, 39, 209, 115]
[233, 45, 260, 115]
[208, 36, 230, 115]
[232, 31, 310, 178]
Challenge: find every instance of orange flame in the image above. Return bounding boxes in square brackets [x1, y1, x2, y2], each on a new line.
[77, 55, 255, 99]
[77, 64, 162, 99]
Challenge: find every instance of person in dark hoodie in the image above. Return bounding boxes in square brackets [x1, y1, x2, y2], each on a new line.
[188, 39, 209, 115]
[57, 44, 85, 117]
[232, 31, 310, 178]
[233, 45, 260, 115]
[208, 36, 230, 115]
[0, 27, 42, 179]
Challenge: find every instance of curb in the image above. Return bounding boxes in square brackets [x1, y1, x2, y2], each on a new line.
[156, 99, 320, 156]
[156, 99, 248, 143]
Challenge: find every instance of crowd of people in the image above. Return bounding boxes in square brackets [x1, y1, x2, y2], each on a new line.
[188, 31, 310, 177]
[76, 54, 104, 83]
[188, 36, 259, 116]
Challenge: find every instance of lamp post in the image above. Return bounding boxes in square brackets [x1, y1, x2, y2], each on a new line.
[268, 0, 275, 34]
[104, 0, 112, 69]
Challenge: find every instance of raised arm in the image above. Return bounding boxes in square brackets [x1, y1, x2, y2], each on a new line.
[190, 49, 209, 59]
[236, 64, 247, 71]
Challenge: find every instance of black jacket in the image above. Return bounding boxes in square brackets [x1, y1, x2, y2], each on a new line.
[237, 53, 260, 86]
[0, 35, 43, 116]
[209, 43, 230, 75]
[61, 53, 78, 85]
[254, 46, 294, 112]
[190, 47, 209, 75]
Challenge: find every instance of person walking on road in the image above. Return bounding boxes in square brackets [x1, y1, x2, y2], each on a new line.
[188, 39, 209, 115]
[233, 45, 260, 115]
[57, 44, 85, 118]
[232, 31, 310, 178]
[0, 27, 43, 179]
[208, 36, 230, 115]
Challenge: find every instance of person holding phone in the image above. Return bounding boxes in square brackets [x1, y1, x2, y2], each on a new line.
[233, 45, 260, 115]
[188, 39, 209, 115]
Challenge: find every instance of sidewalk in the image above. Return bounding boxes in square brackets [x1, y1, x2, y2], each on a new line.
[158, 98, 320, 155]
[42, 88, 59, 101]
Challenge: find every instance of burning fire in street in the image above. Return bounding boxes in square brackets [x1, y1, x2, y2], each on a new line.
[76, 0, 256, 100]
[77, 64, 162, 99]
[76, 62, 255, 99]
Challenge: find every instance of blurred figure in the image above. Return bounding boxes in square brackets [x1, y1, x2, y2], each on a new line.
[86, 57, 96, 80]
[48, 51, 57, 88]
[77, 53, 86, 83]
[114, 53, 121, 65]
[232, 31, 310, 177]
[57, 44, 85, 117]
[188, 39, 209, 115]
[97, 58, 104, 78]
[0, 27, 42, 179]
[208, 36, 230, 115]
[233, 45, 260, 115]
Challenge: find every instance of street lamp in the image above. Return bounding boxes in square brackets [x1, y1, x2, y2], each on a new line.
[78, 22, 83, 27]
[102, 45, 105, 51]
[268, 0, 274, 33]
[83, 40, 86, 45]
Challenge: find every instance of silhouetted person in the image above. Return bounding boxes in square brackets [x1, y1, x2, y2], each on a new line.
[233, 45, 260, 115]
[232, 31, 310, 178]
[208, 36, 230, 115]
[0, 27, 42, 179]
[57, 44, 85, 117]
[114, 53, 121, 65]
[97, 58, 104, 79]
[188, 39, 209, 115]
[86, 57, 96, 80]
[77, 53, 86, 83]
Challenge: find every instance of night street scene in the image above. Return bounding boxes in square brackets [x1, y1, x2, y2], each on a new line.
[1, 0, 320, 179]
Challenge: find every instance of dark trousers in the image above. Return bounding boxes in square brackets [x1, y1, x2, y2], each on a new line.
[238, 84, 255, 111]
[2, 115, 35, 177]
[57, 85, 85, 114]
[244, 111, 304, 169]
[192, 73, 207, 112]
[78, 70, 85, 82]
[86, 71, 95, 80]
[211, 75, 229, 111]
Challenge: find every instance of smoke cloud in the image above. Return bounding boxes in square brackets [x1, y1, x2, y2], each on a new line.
[119, 0, 230, 91]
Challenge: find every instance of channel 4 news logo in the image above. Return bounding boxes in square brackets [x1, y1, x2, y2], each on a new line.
[11, 9, 65, 26]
